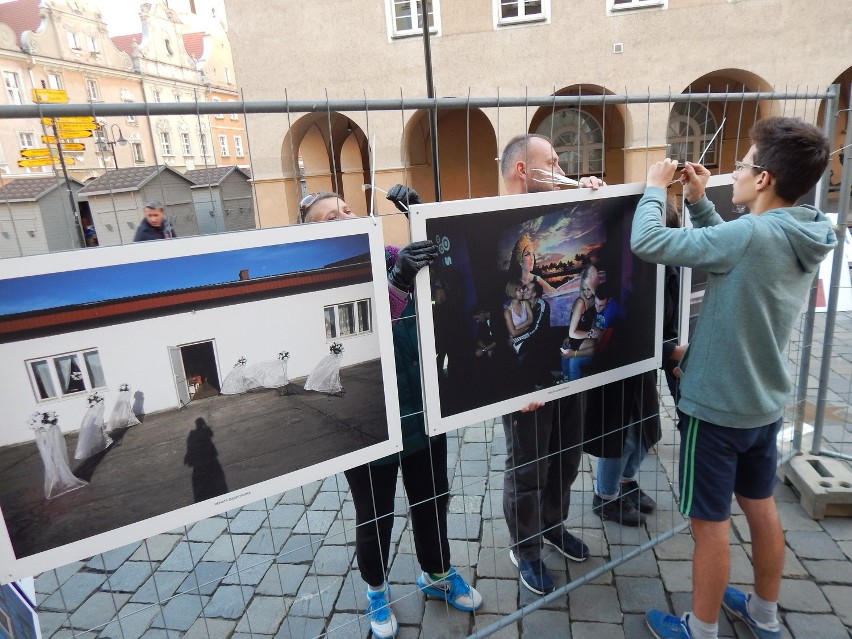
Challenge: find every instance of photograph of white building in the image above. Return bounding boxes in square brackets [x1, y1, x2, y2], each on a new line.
[0, 220, 402, 580]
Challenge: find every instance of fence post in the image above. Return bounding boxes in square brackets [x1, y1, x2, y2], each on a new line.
[792, 84, 839, 454]
[810, 84, 852, 456]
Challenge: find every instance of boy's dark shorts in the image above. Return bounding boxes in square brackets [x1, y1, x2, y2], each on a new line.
[677, 412, 782, 521]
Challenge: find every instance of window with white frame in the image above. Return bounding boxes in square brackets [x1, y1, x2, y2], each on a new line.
[27, 349, 107, 402]
[47, 72, 62, 90]
[66, 31, 81, 50]
[324, 299, 372, 339]
[212, 96, 224, 118]
[173, 91, 181, 102]
[496, 0, 548, 24]
[18, 131, 35, 149]
[132, 142, 144, 163]
[666, 101, 719, 166]
[535, 108, 605, 176]
[160, 131, 172, 156]
[218, 134, 229, 156]
[86, 35, 100, 54]
[608, 0, 666, 12]
[3, 71, 22, 105]
[153, 88, 162, 102]
[181, 132, 192, 155]
[228, 99, 238, 120]
[85, 78, 100, 101]
[200, 132, 211, 156]
[389, 0, 438, 37]
[124, 99, 136, 124]
[234, 135, 244, 157]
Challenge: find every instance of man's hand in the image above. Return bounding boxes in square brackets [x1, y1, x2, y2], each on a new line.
[389, 240, 438, 292]
[579, 176, 606, 190]
[386, 184, 422, 213]
[520, 401, 545, 412]
[646, 159, 679, 189]
[680, 162, 711, 204]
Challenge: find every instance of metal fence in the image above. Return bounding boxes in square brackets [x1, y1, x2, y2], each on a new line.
[1, 87, 850, 638]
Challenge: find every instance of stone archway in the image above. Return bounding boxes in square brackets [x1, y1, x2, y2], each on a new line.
[402, 108, 499, 202]
[528, 85, 628, 186]
[672, 69, 774, 172]
[280, 113, 371, 223]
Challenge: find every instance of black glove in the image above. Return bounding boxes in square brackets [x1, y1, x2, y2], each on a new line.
[389, 240, 439, 292]
[386, 184, 422, 213]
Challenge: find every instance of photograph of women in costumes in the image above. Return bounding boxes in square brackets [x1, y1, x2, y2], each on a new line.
[422, 192, 658, 420]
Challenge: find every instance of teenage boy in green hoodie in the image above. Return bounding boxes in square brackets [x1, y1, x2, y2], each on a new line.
[630, 117, 836, 639]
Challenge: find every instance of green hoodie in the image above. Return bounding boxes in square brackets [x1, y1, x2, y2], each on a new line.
[631, 186, 837, 428]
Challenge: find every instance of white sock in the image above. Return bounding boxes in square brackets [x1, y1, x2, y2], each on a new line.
[686, 612, 718, 639]
[367, 582, 387, 593]
[747, 592, 780, 629]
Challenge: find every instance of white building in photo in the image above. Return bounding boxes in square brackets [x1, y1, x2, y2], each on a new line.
[0, 260, 377, 447]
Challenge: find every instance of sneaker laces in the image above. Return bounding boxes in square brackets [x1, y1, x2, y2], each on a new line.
[429, 568, 470, 599]
[366, 588, 391, 622]
[445, 569, 471, 599]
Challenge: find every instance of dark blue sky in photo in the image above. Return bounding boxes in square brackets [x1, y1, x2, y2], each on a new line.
[0, 234, 370, 316]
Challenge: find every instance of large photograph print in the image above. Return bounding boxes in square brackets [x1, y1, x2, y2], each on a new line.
[411, 184, 662, 434]
[0, 218, 401, 582]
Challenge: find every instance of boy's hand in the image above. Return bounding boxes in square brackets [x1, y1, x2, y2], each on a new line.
[646, 159, 679, 188]
[681, 161, 711, 203]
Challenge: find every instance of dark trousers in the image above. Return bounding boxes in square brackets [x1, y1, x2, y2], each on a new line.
[344, 434, 450, 587]
[503, 394, 584, 561]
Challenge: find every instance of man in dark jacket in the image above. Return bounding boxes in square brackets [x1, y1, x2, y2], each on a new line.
[133, 201, 176, 241]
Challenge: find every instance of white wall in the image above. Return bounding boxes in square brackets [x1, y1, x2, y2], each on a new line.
[0, 204, 50, 257]
[0, 281, 377, 447]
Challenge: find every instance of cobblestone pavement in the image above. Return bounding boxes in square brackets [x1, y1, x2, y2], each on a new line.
[29, 312, 852, 639]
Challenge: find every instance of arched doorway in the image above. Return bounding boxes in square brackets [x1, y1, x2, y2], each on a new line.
[818, 67, 851, 199]
[403, 108, 499, 202]
[529, 85, 627, 185]
[668, 70, 772, 173]
[281, 113, 371, 223]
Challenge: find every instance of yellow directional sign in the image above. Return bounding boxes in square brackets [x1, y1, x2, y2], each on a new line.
[54, 130, 94, 140]
[21, 148, 57, 158]
[24, 143, 85, 156]
[41, 135, 58, 144]
[41, 116, 97, 126]
[52, 124, 99, 133]
[18, 157, 75, 167]
[32, 88, 68, 103]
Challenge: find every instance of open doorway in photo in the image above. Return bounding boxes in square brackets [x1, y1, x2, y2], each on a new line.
[170, 340, 221, 404]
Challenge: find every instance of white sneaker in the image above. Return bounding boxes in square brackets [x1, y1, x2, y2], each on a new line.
[366, 584, 398, 638]
[416, 567, 483, 611]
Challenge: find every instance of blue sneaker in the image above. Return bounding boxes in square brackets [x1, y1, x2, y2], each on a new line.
[416, 567, 483, 611]
[543, 529, 590, 562]
[645, 610, 693, 639]
[509, 549, 555, 595]
[721, 587, 782, 639]
[365, 584, 398, 639]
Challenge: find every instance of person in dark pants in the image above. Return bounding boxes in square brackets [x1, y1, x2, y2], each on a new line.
[132, 201, 176, 241]
[635, 118, 835, 639]
[301, 188, 482, 639]
[499, 134, 604, 595]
